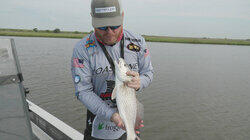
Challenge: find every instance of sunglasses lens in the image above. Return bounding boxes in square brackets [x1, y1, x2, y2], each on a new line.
[98, 25, 121, 31]
[98, 27, 107, 30]
[110, 25, 121, 30]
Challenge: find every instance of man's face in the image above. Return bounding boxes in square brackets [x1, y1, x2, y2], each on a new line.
[95, 25, 123, 46]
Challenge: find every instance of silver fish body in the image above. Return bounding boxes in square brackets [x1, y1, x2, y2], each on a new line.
[112, 58, 140, 140]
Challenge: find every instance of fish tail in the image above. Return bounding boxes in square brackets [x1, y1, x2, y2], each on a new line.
[126, 134, 137, 140]
[126, 129, 137, 140]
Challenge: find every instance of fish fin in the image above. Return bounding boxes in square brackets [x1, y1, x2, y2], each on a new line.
[111, 86, 117, 100]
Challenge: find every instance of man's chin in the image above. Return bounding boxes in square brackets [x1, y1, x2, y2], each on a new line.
[104, 40, 116, 45]
[106, 42, 116, 46]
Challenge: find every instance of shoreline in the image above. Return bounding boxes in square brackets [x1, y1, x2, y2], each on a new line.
[1, 28, 250, 46]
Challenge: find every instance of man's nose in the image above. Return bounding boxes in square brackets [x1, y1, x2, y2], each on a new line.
[106, 27, 113, 33]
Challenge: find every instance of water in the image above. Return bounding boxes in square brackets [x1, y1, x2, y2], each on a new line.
[1, 36, 250, 140]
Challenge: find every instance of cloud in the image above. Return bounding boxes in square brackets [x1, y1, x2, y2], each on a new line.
[124, 0, 250, 20]
[0, 0, 92, 31]
[0, 0, 250, 38]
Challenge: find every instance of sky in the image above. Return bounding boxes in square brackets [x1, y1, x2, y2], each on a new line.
[0, 0, 250, 39]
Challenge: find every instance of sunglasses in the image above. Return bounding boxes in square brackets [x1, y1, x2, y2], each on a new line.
[97, 25, 121, 31]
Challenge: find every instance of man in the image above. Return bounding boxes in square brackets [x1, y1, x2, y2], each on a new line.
[71, 0, 153, 139]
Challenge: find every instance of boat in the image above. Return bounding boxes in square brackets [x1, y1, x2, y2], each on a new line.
[0, 38, 84, 140]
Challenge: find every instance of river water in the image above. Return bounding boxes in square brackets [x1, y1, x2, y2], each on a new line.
[1, 36, 250, 140]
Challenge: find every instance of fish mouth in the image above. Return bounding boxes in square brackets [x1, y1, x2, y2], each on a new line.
[117, 59, 122, 65]
[118, 58, 124, 64]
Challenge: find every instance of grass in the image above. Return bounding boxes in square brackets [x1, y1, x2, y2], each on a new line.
[143, 35, 250, 46]
[1, 28, 250, 46]
[0, 28, 89, 39]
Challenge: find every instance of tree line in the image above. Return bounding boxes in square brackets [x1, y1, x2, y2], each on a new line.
[33, 28, 61, 33]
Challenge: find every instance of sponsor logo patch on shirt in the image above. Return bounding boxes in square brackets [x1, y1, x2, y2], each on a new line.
[127, 43, 140, 52]
[94, 66, 113, 75]
[85, 38, 96, 49]
[74, 75, 81, 84]
[73, 58, 84, 68]
[144, 48, 149, 57]
[125, 37, 141, 43]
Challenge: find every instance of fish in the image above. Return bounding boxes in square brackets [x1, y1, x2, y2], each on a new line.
[112, 58, 143, 140]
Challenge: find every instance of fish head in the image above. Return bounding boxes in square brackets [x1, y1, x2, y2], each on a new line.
[114, 58, 131, 81]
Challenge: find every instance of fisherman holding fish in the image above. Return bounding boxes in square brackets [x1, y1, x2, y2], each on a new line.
[71, 0, 153, 139]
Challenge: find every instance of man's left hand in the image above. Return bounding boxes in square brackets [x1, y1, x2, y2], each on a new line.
[126, 71, 140, 91]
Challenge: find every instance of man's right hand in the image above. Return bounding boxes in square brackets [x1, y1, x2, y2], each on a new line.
[111, 112, 126, 130]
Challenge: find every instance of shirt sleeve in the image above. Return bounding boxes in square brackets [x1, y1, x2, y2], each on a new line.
[71, 41, 116, 120]
[138, 38, 154, 91]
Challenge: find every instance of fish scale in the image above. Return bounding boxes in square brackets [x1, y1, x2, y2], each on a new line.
[117, 85, 137, 139]
[112, 58, 142, 140]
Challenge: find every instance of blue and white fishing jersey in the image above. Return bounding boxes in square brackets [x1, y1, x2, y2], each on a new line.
[71, 29, 153, 121]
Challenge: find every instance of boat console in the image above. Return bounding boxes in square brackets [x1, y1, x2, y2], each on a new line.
[0, 39, 33, 139]
[0, 38, 83, 140]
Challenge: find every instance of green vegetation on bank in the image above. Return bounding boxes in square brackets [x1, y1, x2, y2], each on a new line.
[144, 35, 250, 46]
[1, 28, 250, 46]
[0, 28, 89, 39]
